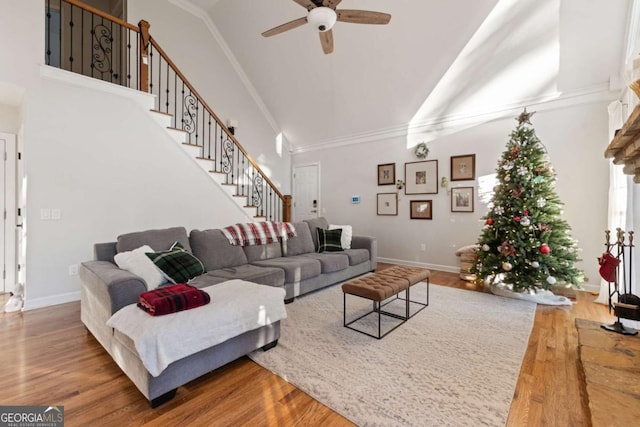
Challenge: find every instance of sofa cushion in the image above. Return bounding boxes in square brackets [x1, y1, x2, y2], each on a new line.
[282, 222, 315, 257]
[243, 242, 283, 262]
[145, 242, 205, 284]
[301, 253, 349, 273]
[329, 224, 353, 249]
[189, 229, 248, 271]
[114, 244, 168, 290]
[207, 264, 285, 288]
[187, 273, 229, 288]
[343, 248, 370, 266]
[317, 228, 343, 252]
[117, 227, 191, 253]
[304, 217, 329, 251]
[252, 256, 321, 283]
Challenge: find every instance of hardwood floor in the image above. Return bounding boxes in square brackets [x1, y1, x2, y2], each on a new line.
[0, 267, 614, 426]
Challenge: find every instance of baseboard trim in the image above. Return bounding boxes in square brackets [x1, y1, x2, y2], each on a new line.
[23, 291, 80, 311]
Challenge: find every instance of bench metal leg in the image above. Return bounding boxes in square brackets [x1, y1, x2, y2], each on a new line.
[343, 292, 407, 339]
[395, 278, 430, 318]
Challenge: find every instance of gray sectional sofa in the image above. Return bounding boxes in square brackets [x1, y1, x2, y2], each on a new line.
[79, 217, 376, 406]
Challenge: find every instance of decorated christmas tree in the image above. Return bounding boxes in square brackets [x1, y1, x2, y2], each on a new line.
[471, 110, 584, 292]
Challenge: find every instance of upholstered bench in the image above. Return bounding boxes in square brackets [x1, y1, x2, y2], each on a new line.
[342, 275, 410, 339]
[342, 266, 431, 339]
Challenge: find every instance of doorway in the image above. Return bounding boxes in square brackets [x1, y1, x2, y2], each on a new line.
[293, 163, 320, 221]
[0, 133, 17, 294]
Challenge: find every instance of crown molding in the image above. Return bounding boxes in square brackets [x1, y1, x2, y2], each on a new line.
[168, 0, 291, 151]
[293, 83, 617, 154]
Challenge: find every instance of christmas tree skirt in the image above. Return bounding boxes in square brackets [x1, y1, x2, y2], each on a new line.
[489, 282, 573, 305]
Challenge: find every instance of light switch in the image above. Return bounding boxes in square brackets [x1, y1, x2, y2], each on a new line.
[40, 208, 51, 220]
[52, 209, 61, 220]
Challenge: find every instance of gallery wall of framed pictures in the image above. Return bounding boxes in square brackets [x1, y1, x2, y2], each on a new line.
[376, 153, 477, 220]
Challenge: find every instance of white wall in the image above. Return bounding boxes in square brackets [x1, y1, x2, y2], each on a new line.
[127, 0, 291, 193]
[0, 104, 20, 133]
[294, 102, 610, 288]
[21, 75, 251, 308]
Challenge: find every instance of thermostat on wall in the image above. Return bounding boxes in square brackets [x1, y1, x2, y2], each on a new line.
[352, 196, 360, 204]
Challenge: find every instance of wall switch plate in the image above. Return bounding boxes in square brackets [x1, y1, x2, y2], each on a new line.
[51, 209, 61, 220]
[40, 208, 51, 220]
[420, 243, 426, 251]
[68, 264, 79, 276]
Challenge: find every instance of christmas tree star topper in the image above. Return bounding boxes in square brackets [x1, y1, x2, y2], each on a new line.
[516, 108, 536, 126]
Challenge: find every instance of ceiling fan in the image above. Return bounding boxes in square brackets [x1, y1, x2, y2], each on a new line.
[262, 0, 391, 54]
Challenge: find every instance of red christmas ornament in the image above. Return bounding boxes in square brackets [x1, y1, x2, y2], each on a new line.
[486, 218, 493, 225]
[540, 244, 550, 254]
[514, 216, 521, 222]
[524, 210, 529, 216]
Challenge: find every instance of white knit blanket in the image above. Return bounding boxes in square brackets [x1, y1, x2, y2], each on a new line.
[106, 280, 287, 377]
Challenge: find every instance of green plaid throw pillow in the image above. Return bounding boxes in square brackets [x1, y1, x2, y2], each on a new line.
[317, 228, 343, 253]
[146, 241, 205, 284]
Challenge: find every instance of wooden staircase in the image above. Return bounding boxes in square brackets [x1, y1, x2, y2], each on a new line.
[46, 0, 291, 222]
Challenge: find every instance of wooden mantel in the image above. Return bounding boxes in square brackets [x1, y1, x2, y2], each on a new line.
[605, 103, 640, 183]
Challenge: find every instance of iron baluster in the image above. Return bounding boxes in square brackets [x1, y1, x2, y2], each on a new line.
[80, 8, 84, 76]
[164, 62, 170, 113]
[149, 43, 153, 97]
[69, 4, 74, 70]
[46, 1, 52, 65]
[207, 115, 212, 159]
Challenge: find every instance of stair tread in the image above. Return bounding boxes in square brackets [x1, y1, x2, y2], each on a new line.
[150, 109, 173, 117]
[196, 156, 216, 161]
[209, 170, 226, 174]
[168, 127, 188, 133]
[182, 142, 200, 147]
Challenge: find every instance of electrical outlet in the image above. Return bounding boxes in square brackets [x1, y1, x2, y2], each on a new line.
[40, 208, 51, 220]
[420, 243, 426, 252]
[68, 264, 79, 276]
[51, 209, 61, 220]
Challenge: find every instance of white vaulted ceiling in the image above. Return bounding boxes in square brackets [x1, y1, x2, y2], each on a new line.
[182, 0, 631, 151]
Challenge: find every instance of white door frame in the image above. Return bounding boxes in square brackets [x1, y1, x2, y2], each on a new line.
[0, 132, 17, 293]
[292, 162, 321, 222]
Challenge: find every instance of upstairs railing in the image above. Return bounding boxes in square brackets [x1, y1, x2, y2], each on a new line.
[45, 0, 292, 222]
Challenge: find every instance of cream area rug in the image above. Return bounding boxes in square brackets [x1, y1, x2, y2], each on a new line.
[249, 283, 536, 427]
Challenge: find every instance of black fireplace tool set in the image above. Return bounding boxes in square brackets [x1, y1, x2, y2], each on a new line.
[600, 229, 639, 336]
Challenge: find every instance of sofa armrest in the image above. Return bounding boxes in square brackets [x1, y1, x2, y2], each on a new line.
[351, 235, 377, 271]
[80, 260, 147, 314]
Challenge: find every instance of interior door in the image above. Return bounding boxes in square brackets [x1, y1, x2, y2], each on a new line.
[293, 163, 320, 221]
[0, 133, 16, 294]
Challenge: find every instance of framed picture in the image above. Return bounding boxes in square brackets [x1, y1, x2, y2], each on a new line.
[410, 200, 433, 220]
[405, 160, 438, 194]
[450, 154, 476, 181]
[377, 192, 398, 216]
[377, 163, 396, 186]
[451, 187, 474, 212]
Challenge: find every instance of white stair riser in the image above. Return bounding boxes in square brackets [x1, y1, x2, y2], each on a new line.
[148, 111, 173, 128]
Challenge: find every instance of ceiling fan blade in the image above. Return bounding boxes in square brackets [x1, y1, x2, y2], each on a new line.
[293, 0, 317, 11]
[336, 10, 392, 25]
[262, 17, 308, 37]
[319, 30, 334, 54]
[323, 0, 343, 9]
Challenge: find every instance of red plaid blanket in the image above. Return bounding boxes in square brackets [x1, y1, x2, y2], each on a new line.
[137, 284, 210, 316]
[221, 221, 296, 246]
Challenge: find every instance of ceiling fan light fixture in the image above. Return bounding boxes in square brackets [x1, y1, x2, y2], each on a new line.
[307, 6, 337, 32]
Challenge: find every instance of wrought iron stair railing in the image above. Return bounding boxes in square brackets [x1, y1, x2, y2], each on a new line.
[45, 0, 291, 222]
